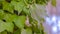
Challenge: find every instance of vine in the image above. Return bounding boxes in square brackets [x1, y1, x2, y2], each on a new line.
[0, 0, 56, 34]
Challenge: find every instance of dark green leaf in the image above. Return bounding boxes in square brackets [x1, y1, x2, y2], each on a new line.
[1, 31, 7, 34]
[14, 29, 20, 34]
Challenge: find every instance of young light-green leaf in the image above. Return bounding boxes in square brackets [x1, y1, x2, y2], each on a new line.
[5, 22, 14, 32]
[13, 16, 26, 29]
[0, 10, 5, 19]
[0, 20, 6, 32]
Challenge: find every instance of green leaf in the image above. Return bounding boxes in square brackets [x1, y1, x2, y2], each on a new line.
[32, 25, 40, 33]
[0, 10, 5, 19]
[21, 29, 26, 34]
[5, 22, 14, 32]
[51, 0, 56, 7]
[3, 13, 12, 22]
[14, 29, 20, 34]
[21, 28, 32, 34]
[23, 7, 30, 15]
[26, 28, 32, 34]
[13, 16, 26, 29]
[11, 1, 25, 14]
[36, 0, 49, 5]
[3, 13, 16, 22]
[0, 20, 6, 32]
[1, 31, 7, 34]
[3, 1, 14, 13]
